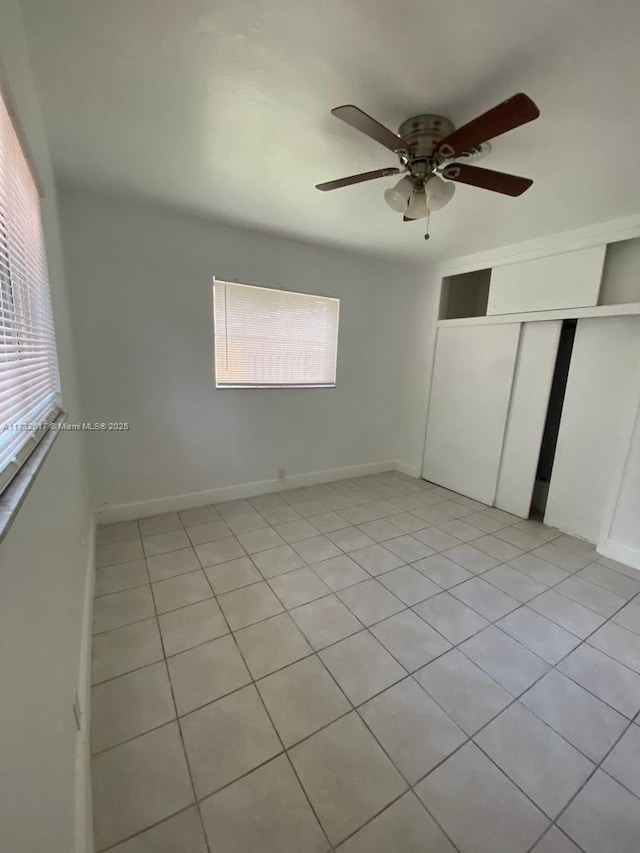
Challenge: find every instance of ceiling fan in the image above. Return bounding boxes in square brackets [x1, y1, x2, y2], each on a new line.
[316, 93, 540, 238]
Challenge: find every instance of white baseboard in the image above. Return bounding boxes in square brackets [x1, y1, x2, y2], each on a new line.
[394, 460, 423, 478]
[597, 539, 640, 572]
[95, 460, 400, 523]
[75, 517, 96, 853]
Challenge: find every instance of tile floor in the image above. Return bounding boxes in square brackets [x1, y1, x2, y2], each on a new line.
[91, 471, 640, 853]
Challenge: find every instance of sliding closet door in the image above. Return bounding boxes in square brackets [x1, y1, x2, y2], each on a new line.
[494, 321, 562, 517]
[545, 315, 640, 541]
[423, 323, 521, 504]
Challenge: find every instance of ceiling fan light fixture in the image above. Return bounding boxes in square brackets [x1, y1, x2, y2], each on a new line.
[425, 174, 456, 210]
[383, 175, 413, 212]
[406, 188, 429, 219]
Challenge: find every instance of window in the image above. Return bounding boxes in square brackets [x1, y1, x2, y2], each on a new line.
[213, 280, 340, 388]
[0, 88, 62, 493]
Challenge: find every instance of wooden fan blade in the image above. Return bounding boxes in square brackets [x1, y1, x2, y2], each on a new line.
[331, 105, 409, 153]
[437, 93, 539, 157]
[316, 167, 401, 191]
[442, 163, 533, 196]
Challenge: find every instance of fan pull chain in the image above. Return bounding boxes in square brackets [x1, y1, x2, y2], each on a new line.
[424, 209, 431, 241]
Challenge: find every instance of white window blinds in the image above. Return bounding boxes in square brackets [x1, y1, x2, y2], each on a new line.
[0, 88, 61, 488]
[213, 281, 340, 388]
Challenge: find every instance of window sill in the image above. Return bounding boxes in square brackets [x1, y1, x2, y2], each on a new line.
[0, 411, 67, 543]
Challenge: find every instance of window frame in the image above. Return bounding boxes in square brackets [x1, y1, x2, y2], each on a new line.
[0, 83, 64, 536]
[212, 279, 340, 390]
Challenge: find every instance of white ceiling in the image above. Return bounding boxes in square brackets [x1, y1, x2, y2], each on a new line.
[20, 0, 640, 262]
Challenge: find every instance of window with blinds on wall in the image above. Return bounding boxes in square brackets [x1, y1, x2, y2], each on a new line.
[213, 280, 340, 388]
[0, 88, 62, 493]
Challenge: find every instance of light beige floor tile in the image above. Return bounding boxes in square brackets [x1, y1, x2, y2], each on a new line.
[337, 579, 405, 626]
[496, 527, 544, 551]
[559, 770, 640, 853]
[290, 596, 363, 650]
[251, 543, 305, 578]
[530, 827, 582, 853]
[310, 554, 369, 591]
[385, 512, 429, 534]
[415, 648, 512, 735]
[451, 577, 520, 621]
[306, 512, 351, 534]
[138, 512, 183, 536]
[383, 534, 434, 563]
[259, 506, 302, 526]
[326, 527, 375, 553]
[199, 755, 328, 853]
[319, 631, 406, 704]
[269, 567, 331, 609]
[337, 792, 456, 853]
[91, 661, 175, 753]
[356, 518, 405, 542]
[558, 643, 640, 718]
[179, 504, 221, 528]
[92, 618, 163, 684]
[225, 512, 269, 535]
[218, 581, 284, 629]
[412, 554, 473, 589]
[257, 656, 350, 747]
[96, 521, 140, 546]
[361, 678, 465, 783]
[291, 499, 331, 518]
[413, 591, 489, 644]
[249, 493, 286, 512]
[92, 722, 193, 850]
[159, 598, 228, 656]
[555, 576, 625, 617]
[528, 588, 606, 638]
[613, 601, 640, 636]
[181, 684, 281, 798]
[497, 607, 581, 664]
[445, 544, 499, 573]
[93, 586, 155, 634]
[142, 529, 191, 557]
[475, 702, 593, 818]
[578, 563, 640, 600]
[521, 670, 627, 762]
[412, 527, 462, 552]
[370, 609, 451, 671]
[289, 713, 406, 845]
[146, 547, 200, 582]
[234, 612, 313, 679]
[349, 543, 404, 575]
[204, 556, 261, 594]
[275, 519, 320, 543]
[167, 635, 250, 714]
[96, 539, 144, 569]
[338, 505, 378, 525]
[588, 621, 640, 673]
[460, 626, 549, 696]
[508, 554, 570, 587]
[186, 520, 232, 546]
[152, 570, 212, 614]
[377, 565, 440, 605]
[109, 806, 207, 853]
[482, 565, 547, 603]
[472, 534, 524, 562]
[292, 534, 342, 564]
[437, 520, 484, 543]
[415, 742, 548, 853]
[95, 560, 148, 596]
[602, 724, 640, 798]
[195, 536, 246, 567]
[237, 527, 286, 554]
[532, 543, 593, 572]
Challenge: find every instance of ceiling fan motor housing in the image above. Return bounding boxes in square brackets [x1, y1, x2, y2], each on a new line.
[398, 115, 455, 159]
